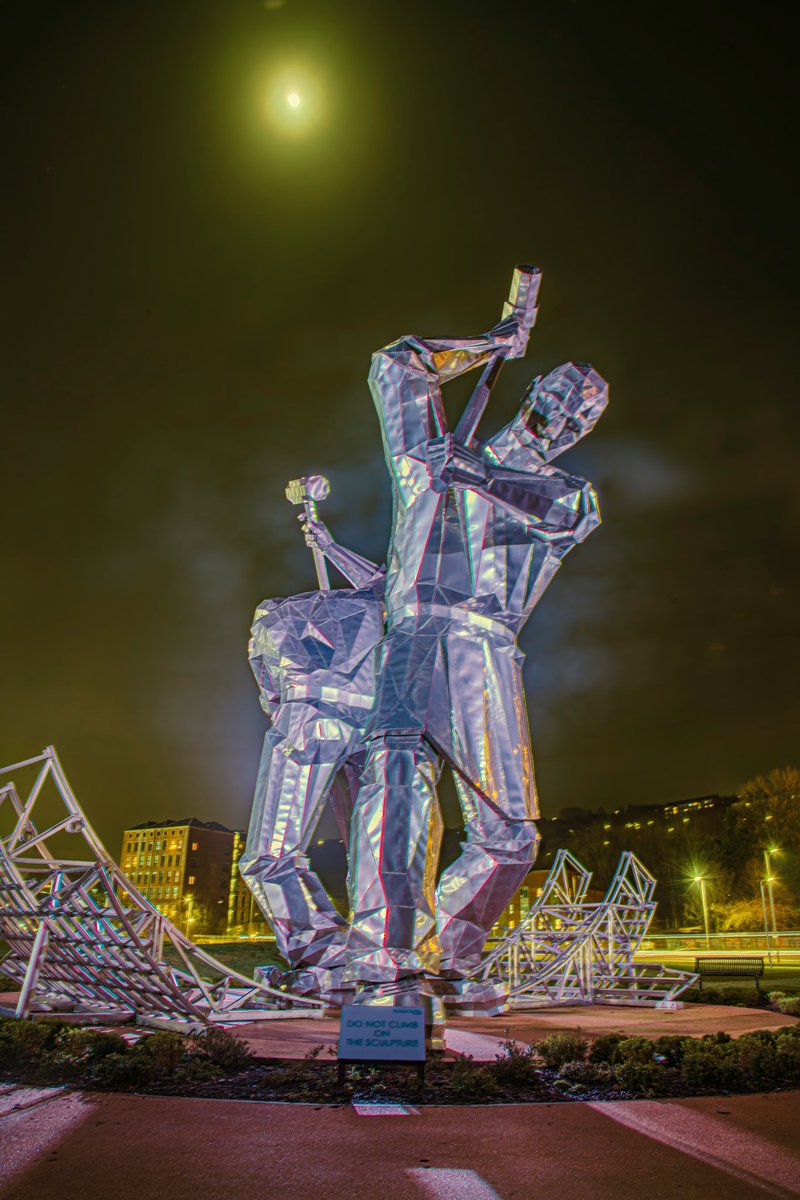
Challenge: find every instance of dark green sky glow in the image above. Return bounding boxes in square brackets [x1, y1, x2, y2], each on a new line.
[2, 1, 797, 849]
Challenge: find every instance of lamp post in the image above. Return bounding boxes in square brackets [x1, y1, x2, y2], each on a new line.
[693, 875, 710, 950]
[763, 848, 780, 964]
[759, 879, 773, 965]
[183, 893, 194, 937]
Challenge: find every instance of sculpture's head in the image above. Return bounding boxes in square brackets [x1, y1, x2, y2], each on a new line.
[525, 363, 608, 461]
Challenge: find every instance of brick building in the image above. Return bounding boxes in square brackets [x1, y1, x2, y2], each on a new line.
[227, 831, 270, 936]
[118, 818, 234, 935]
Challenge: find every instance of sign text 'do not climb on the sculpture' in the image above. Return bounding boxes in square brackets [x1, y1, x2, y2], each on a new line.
[338, 1004, 426, 1062]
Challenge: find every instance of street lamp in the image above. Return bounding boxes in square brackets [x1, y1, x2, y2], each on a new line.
[693, 875, 710, 950]
[759, 879, 773, 965]
[763, 848, 780, 964]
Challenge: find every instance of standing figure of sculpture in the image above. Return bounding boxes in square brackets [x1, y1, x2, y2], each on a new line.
[343, 266, 609, 1000]
[240, 476, 385, 997]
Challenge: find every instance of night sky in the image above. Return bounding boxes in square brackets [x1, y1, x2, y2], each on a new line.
[3, 2, 798, 851]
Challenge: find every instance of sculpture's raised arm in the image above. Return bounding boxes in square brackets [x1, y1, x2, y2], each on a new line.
[367, 323, 513, 463]
[368, 267, 540, 468]
[301, 515, 384, 590]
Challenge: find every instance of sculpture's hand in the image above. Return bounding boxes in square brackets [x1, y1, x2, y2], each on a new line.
[500, 265, 542, 359]
[299, 513, 334, 552]
[426, 435, 489, 494]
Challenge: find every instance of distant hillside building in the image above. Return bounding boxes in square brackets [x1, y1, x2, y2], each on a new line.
[118, 818, 234, 935]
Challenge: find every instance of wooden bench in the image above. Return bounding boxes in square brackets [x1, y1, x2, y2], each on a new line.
[694, 956, 764, 990]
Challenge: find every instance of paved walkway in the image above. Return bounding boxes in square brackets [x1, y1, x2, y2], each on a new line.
[1, 1085, 798, 1199]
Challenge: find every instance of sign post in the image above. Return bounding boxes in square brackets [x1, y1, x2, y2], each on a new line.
[337, 1004, 426, 1085]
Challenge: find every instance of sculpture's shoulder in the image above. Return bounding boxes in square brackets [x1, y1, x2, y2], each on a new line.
[250, 587, 385, 680]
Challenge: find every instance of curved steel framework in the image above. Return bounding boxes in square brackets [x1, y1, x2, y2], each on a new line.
[0, 747, 325, 1029]
[472, 849, 697, 1007]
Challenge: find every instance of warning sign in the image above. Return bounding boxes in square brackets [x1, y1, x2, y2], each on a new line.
[338, 1004, 426, 1062]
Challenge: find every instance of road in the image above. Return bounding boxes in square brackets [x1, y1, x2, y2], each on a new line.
[1, 1085, 798, 1199]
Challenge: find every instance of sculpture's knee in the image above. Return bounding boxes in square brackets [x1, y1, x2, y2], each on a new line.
[240, 849, 306, 885]
[470, 818, 540, 864]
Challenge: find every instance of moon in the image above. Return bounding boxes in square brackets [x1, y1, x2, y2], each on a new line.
[287, 91, 301, 108]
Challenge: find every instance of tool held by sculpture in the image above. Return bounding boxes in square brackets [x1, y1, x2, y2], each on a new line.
[285, 474, 331, 590]
[454, 264, 542, 447]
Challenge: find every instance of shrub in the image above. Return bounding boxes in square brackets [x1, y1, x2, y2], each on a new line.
[588, 1033, 625, 1064]
[652, 1035, 692, 1066]
[92, 1052, 153, 1088]
[137, 1031, 186, 1073]
[450, 1053, 499, 1097]
[775, 1035, 800, 1084]
[613, 1061, 663, 1095]
[492, 1037, 537, 1086]
[559, 1059, 614, 1086]
[680, 1040, 743, 1092]
[188, 1026, 253, 1072]
[701, 1030, 733, 1045]
[0, 1017, 69, 1069]
[614, 1037, 655, 1066]
[684, 986, 764, 1008]
[43, 1028, 129, 1078]
[734, 1032, 781, 1089]
[768, 992, 800, 1017]
[536, 1031, 588, 1069]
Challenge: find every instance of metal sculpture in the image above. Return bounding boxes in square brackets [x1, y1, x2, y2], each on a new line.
[241, 478, 385, 997]
[0, 747, 325, 1028]
[0, 272, 696, 1024]
[343, 266, 609, 998]
[471, 850, 697, 1012]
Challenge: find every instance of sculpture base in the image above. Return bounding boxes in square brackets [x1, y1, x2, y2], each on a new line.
[427, 978, 509, 1018]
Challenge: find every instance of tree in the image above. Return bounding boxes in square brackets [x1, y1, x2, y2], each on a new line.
[735, 766, 800, 849]
[714, 894, 799, 932]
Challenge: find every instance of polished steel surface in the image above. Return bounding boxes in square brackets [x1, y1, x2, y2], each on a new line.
[241, 267, 611, 998]
[345, 266, 608, 985]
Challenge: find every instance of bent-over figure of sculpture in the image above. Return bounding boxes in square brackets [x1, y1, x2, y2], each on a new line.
[240, 495, 385, 995]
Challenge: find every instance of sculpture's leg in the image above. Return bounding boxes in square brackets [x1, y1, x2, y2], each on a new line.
[330, 754, 362, 851]
[436, 781, 540, 976]
[432, 634, 540, 977]
[344, 734, 444, 983]
[239, 724, 349, 972]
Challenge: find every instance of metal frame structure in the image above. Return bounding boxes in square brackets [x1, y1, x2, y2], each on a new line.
[0, 747, 325, 1029]
[472, 849, 697, 1007]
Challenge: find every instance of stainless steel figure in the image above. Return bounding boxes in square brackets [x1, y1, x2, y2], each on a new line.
[240, 484, 384, 994]
[345, 267, 609, 986]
